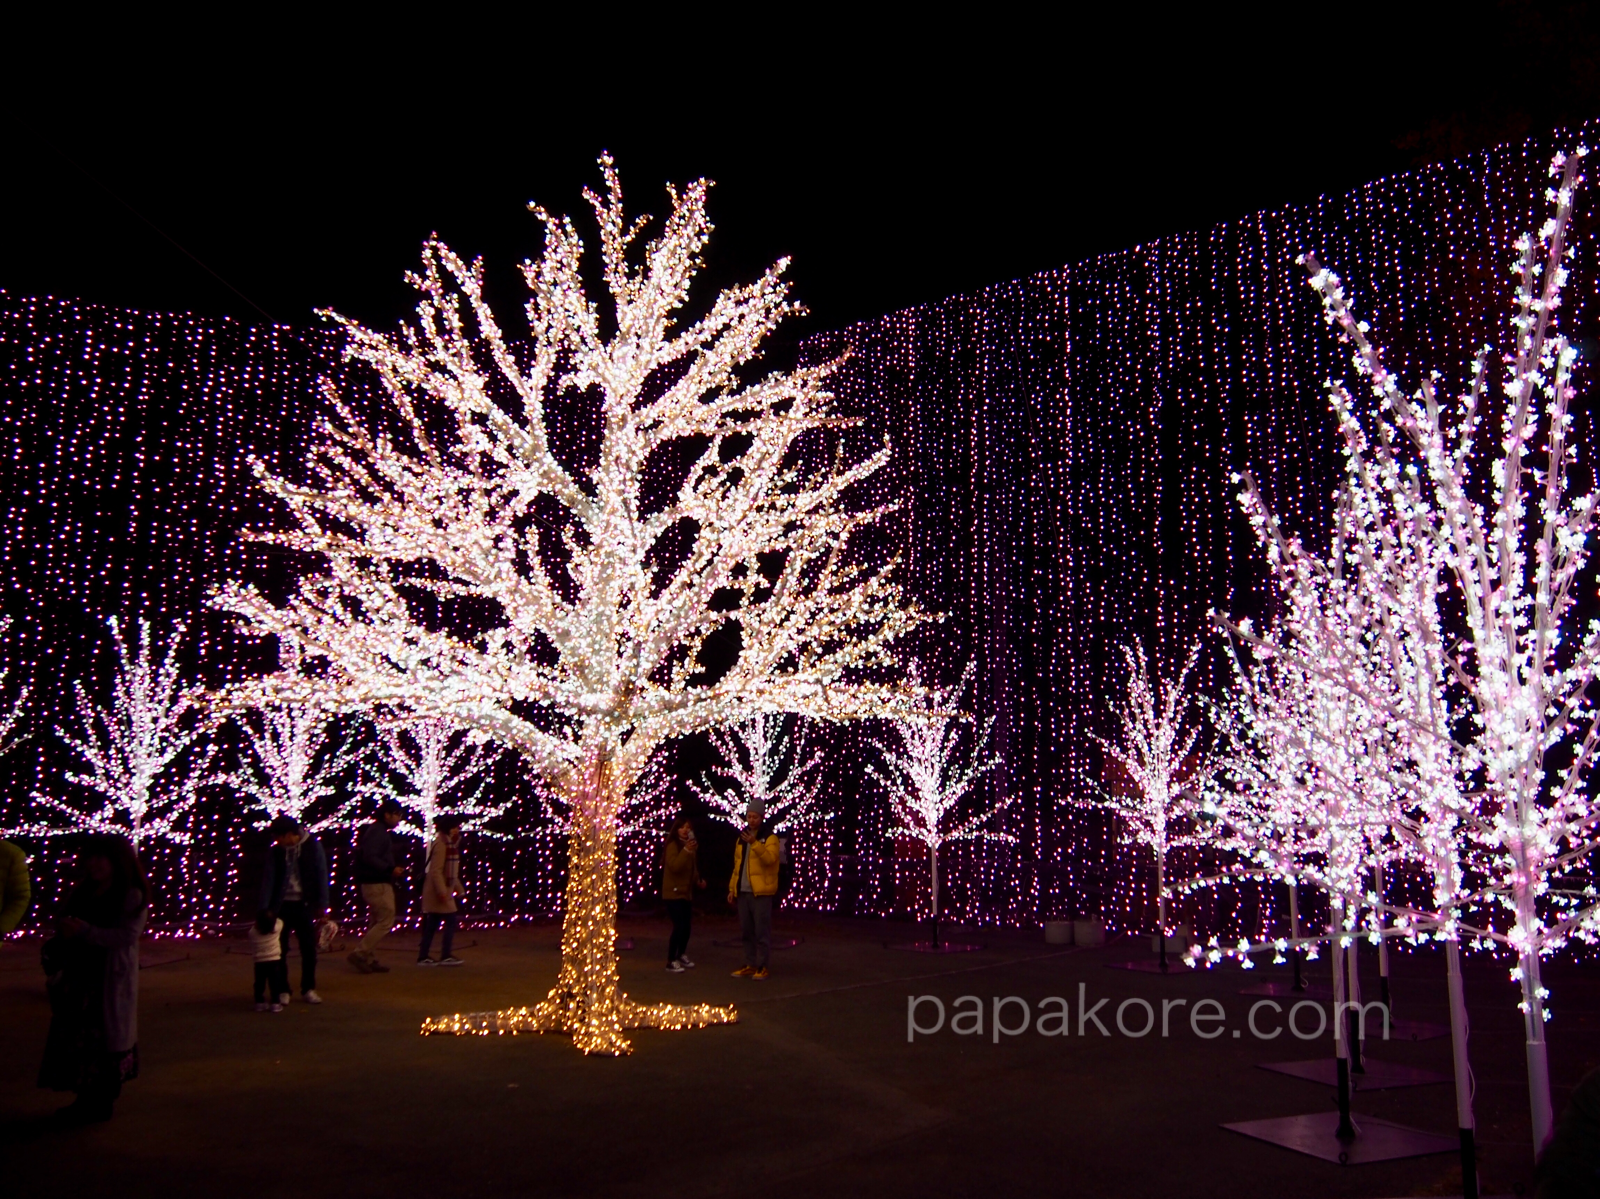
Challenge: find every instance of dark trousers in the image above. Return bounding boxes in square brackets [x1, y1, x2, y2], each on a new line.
[738, 893, 772, 968]
[253, 960, 289, 1003]
[420, 912, 458, 960]
[665, 899, 692, 962]
[277, 901, 317, 993]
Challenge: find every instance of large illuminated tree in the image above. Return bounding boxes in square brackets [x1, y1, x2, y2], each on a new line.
[214, 156, 920, 1054]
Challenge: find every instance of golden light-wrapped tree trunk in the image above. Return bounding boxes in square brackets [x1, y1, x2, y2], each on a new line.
[422, 755, 735, 1055]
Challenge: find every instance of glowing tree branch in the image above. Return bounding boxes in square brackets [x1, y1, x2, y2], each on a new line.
[867, 660, 1008, 942]
[10, 617, 207, 847]
[370, 716, 508, 839]
[214, 156, 923, 1053]
[690, 714, 825, 831]
[1089, 641, 1213, 953]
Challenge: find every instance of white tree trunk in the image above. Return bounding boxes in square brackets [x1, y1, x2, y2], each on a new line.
[1519, 945, 1554, 1151]
[1445, 939, 1477, 1158]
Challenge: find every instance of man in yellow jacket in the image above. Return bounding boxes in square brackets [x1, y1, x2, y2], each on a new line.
[728, 804, 780, 980]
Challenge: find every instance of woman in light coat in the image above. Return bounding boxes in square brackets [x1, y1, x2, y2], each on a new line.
[38, 833, 148, 1123]
[418, 816, 464, 966]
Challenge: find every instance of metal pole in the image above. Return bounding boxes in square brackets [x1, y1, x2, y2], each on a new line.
[1331, 901, 1356, 1141]
[1289, 880, 1304, 991]
[1375, 863, 1391, 1009]
[1157, 854, 1168, 973]
[1347, 938, 1365, 1075]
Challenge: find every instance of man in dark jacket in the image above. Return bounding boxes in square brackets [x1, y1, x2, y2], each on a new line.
[349, 800, 404, 974]
[260, 816, 328, 1004]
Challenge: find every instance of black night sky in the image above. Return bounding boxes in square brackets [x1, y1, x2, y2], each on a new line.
[2, 5, 1597, 341]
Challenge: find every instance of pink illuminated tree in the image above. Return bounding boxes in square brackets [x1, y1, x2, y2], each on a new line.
[1089, 641, 1214, 964]
[867, 660, 1008, 944]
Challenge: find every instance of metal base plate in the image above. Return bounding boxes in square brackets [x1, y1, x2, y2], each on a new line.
[1260, 1057, 1451, 1090]
[1106, 959, 1188, 974]
[1223, 1110, 1457, 1164]
[1239, 979, 1334, 998]
[884, 941, 985, 953]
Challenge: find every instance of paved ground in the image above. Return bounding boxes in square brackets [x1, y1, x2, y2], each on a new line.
[2, 913, 1597, 1198]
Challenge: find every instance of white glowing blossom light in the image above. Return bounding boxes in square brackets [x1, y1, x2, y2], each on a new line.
[213, 155, 924, 1053]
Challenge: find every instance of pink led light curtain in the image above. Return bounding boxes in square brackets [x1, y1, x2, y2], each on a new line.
[2, 121, 1595, 930]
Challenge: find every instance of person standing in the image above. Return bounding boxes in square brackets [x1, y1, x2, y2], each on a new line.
[349, 800, 404, 974]
[418, 816, 464, 966]
[259, 816, 328, 1004]
[661, 816, 705, 972]
[38, 834, 147, 1123]
[249, 910, 287, 1012]
[727, 804, 780, 980]
[0, 837, 31, 934]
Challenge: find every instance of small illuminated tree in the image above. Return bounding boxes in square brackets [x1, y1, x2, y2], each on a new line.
[229, 651, 365, 831]
[370, 716, 508, 840]
[690, 714, 825, 832]
[10, 617, 207, 848]
[214, 156, 922, 1053]
[1089, 641, 1213, 965]
[867, 660, 1008, 944]
[229, 703, 364, 831]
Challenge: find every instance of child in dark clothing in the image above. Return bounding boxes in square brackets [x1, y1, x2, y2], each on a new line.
[250, 909, 287, 1012]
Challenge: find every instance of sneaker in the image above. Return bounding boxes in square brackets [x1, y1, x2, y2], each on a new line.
[731, 965, 755, 977]
[678, 956, 695, 968]
[438, 956, 464, 967]
[417, 957, 437, 967]
[752, 967, 769, 980]
[277, 993, 292, 1005]
[303, 990, 323, 1004]
[270, 1002, 284, 1013]
[666, 960, 685, 973]
[254, 1002, 269, 1012]
[348, 951, 374, 974]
